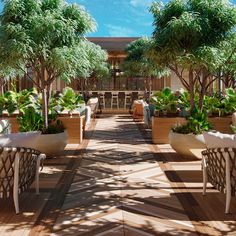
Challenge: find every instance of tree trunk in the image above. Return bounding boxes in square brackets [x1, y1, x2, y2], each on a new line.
[148, 76, 152, 103]
[42, 88, 48, 129]
[199, 72, 208, 111]
[189, 68, 195, 111]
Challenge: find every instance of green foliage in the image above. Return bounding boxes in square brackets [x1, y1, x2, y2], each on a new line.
[0, 0, 106, 129]
[203, 93, 224, 116]
[172, 108, 211, 134]
[151, 0, 236, 59]
[122, 37, 169, 78]
[231, 125, 236, 134]
[59, 87, 84, 113]
[178, 89, 200, 114]
[151, 87, 178, 115]
[0, 88, 38, 115]
[17, 107, 43, 132]
[150, 0, 236, 111]
[222, 88, 236, 114]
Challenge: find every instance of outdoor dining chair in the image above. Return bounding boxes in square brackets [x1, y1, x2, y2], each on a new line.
[202, 147, 236, 213]
[0, 147, 45, 214]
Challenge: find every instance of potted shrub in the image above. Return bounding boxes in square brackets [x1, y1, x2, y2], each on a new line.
[169, 108, 210, 159]
[151, 88, 185, 144]
[204, 89, 235, 134]
[57, 87, 86, 144]
[15, 97, 68, 157]
[151, 88, 178, 117]
[0, 89, 38, 132]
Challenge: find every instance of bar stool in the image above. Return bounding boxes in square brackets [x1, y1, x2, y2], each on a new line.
[111, 92, 119, 109]
[138, 92, 144, 100]
[124, 92, 132, 109]
[99, 92, 105, 110]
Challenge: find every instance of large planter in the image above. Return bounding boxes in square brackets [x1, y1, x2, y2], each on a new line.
[35, 131, 68, 157]
[169, 131, 206, 159]
[58, 115, 85, 144]
[209, 116, 233, 134]
[152, 116, 186, 144]
[0, 131, 41, 150]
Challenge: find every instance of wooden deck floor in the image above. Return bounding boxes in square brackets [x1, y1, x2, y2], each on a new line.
[0, 114, 236, 236]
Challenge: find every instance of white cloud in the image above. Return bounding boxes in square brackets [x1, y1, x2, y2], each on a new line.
[105, 24, 136, 37]
[130, 0, 153, 7]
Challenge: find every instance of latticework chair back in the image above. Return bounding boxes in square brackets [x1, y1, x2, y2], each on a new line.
[0, 147, 41, 199]
[202, 148, 236, 196]
[202, 147, 236, 213]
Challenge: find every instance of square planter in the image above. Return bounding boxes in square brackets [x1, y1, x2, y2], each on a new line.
[209, 116, 233, 134]
[58, 115, 85, 144]
[152, 116, 186, 144]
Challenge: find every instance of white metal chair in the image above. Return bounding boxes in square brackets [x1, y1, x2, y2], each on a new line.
[124, 92, 132, 109]
[202, 148, 236, 214]
[0, 147, 45, 214]
[98, 92, 105, 110]
[111, 92, 119, 109]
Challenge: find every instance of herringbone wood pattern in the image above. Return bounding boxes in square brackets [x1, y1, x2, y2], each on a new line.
[0, 114, 235, 236]
[52, 115, 197, 235]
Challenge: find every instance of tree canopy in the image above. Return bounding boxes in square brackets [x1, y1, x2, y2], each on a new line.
[150, 0, 236, 110]
[0, 0, 108, 128]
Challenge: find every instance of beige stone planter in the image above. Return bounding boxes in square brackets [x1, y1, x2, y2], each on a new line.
[209, 116, 233, 134]
[58, 115, 85, 144]
[0, 131, 41, 150]
[169, 131, 206, 159]
[152, 117, 186, 144]
[35, 131, 68, 158]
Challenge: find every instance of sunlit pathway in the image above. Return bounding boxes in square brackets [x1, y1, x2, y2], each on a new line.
[52, 115, 196, 235]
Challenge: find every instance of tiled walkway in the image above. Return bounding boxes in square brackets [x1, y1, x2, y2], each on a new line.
[52, 115, 196, 235]
[1, 114, 236, 235]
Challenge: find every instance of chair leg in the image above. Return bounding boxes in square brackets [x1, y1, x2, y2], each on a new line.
[225, 154, 231, 214]
[13, 153, 20, 214]
[202, 156, 208, 195]
[35, 154, 46, 195]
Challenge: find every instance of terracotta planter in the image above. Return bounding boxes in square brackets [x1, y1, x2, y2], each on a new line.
[152, 116, 186, 144]
[58, 115, 85, 144]
[35, 131, 68, 158]
[169, 131, 206, 159]
[209, 116, 233, 134]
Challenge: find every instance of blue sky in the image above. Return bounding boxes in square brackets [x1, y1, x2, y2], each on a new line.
[74, 0, 155, 37]
[0, 0, 236, 37]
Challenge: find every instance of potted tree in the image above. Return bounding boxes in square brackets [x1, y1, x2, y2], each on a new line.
[0, 0, 107, 156]
[150, 0, 236, 155]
